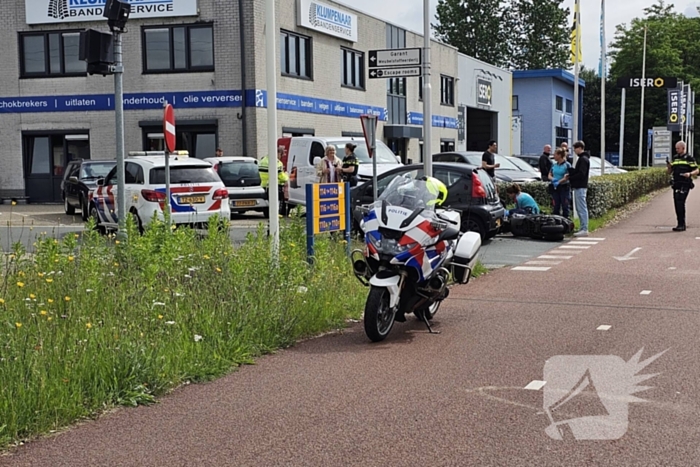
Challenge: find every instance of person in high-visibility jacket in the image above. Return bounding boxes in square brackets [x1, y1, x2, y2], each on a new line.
[259, 147, 290, 217]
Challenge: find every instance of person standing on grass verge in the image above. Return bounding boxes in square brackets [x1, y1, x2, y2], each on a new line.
[482, 140, 500, 181]
[549, 147, 571, 218]
[568, 141, 591, 237]
[667, 140, 699, 231]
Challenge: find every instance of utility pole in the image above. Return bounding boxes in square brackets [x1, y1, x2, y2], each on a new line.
[113, 31, 126, 239]
[265, 0, 279, 257]
[422, 0, 432, 177]
[638, 25, 647, 170]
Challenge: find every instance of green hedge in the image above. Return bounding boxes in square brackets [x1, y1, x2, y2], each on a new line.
[497, 168, 669, 218]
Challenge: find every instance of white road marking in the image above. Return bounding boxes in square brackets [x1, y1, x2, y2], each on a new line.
[640, 290, 652, 295]
[524, 380, 547, 391]
[512, 266, 551, 271]
[585, 237, 606, 241]
[568, 241, 598, 245]
[547, 249, 581, 254]
[668, 267, 677, 270]
[558, 245, 590, 249]
[538, 255, 572, 260]
[526, 261, 562, 265]
[597, 325, 612, 331]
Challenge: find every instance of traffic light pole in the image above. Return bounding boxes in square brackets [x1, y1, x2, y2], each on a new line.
[112, 31, 127, 239]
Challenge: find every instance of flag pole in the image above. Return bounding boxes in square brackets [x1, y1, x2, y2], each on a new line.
[571, 0, 580, 223]
[600, 0, 606, 175]
[638, 25, 647, 170]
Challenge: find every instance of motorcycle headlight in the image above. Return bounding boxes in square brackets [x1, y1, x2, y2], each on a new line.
[380, 239, 417, 255]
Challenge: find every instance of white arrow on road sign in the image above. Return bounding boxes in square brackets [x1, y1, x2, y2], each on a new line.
[368, 48, 422, 68]
[368, 67, 421, 79]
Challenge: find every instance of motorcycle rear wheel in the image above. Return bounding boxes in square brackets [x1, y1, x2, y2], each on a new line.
[364, 286, 395, 342]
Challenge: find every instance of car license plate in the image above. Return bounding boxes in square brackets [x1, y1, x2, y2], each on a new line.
[233, 200, 256, 207]
[179, 195, 206, 204]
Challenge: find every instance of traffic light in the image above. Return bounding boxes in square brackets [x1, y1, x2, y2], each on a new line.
[103, 0, 131, 32]
[79, 29, 114, 76]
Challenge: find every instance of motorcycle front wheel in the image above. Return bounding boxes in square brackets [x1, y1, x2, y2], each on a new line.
[364, 286, 395, 342]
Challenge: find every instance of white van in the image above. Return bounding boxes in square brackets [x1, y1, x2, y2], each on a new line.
[278, 136, 402, 207]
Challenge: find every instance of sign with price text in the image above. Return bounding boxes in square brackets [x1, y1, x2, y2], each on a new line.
[305, 182, 351, 264]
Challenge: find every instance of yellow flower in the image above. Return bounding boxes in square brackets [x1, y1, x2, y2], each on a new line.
[158, 315, 163, 319]
[53, 240, 58, 245]
[16, 282, 24, 288]
[215, 267, 222, 273]
[46, 278, 54, 284]
[290, 243, 296, 248]
[11, 201, 16, 206]
[15, 322, 21, 328]
[48, 299, 54, 304]
[40, 310, 47, 316]
[29, 294, 36, 299]
[64, 296, 71, 302]
[54, 259, 59, 263]
[203, 254, 210, 260]
[47, 317, 53, 321]
[74, 234, 80, 239]
[86, 323, 92, 329]
[115, 240, 120, 245]
[38, 272, 45, 278]
[0, 298, 4, 305]
[68, 256, 74, 262]
[18, 271, 24, 277]
[164, 288, 170, 293]
[114, 262, 119, 267]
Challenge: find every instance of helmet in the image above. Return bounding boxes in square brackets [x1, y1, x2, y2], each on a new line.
[420, 176, 448, 206]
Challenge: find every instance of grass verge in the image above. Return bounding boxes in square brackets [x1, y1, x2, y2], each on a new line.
[0, 215, 365, 449]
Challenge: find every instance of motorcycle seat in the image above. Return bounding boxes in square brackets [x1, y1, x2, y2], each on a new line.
[439, 223, 460, 242]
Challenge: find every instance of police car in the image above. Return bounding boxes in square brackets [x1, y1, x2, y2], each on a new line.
[88, 151, 231, 232]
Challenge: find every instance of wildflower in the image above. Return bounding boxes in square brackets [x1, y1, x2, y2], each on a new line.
[115, 240, 120, 245]
[158, 315, 163, 319]
[16, 282, 24, 288]
[74, 234, 80, 239]
[46, 278, 54, 284]
[290, 243, 296, 248]
[38, 272, 45, 278]
[48, 317, 53, 321]
[54, 259, 59, 263]
[53, 240, 58, 245]
[215, 267, 222, 273]
[140, 332, 144, 338]
[18, 271, 24, 277]
[114, 262, 119, 267]
[48, 299, 54, 304]
[68, 256, 74, 262]
[297, 286, 308, 294]
[40, 310, 47, 316]
[152, 302, 165, 308]
[15, 322, 21, 328]
[64, 296, 71, 302]
[184, 274, 192, 279]
[0, 298, 4, 305]
[194, 334, 203, 342]
[165, 321, 175, 325]
[86, 323, 92, 329]
[203, 254, 210, 260]
[29, 294, 36, 300]
[164, 288, 170, 293]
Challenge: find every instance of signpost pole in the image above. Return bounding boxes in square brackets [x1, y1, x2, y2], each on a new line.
[163, 102, 175, 228]
[344, 181, 351, 257]
[619, 88, 626, 167]
[265, 0, 279, 259]
[638, 25, 648, 170]
[113, 30, 127, 240]
[423, 0, 432, 177]
[360, 115, 378, 201]
[305, 184, 314, 265]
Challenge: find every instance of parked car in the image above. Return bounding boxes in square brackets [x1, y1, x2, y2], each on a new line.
[514, 154, 546, 170]
[89, 151, 230, 233]
[61, 159, 116, 220]
[350, 163, 505, 240]
[433, 151, 540, 183]
[506, 156, 542, 180]
[203, 156, 269, 217]
[589, 156, 628, 176]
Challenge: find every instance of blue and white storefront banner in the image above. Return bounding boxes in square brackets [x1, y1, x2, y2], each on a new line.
[0, 90, 244, 113]
[0, 89, 456, 130]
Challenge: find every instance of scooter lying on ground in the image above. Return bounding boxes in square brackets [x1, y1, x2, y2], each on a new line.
[500, 209, 575, 241]
[351, 176, 481, 343]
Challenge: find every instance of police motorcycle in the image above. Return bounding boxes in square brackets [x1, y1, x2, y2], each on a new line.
[351, 176, 482, 342]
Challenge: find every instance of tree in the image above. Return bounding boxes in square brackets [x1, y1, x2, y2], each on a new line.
[433, 0, 570, 69]
[433, 0, 511, 67]
[509, 0, 571, 69]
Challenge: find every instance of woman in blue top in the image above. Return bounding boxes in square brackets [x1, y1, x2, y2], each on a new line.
[548, 147, 571, 218]
[506, 184, 540, 215]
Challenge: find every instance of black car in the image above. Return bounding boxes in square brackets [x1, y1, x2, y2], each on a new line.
[433, 151, 540, 183]
[350, 163, 505, 240]
[61, 159, 116, 220]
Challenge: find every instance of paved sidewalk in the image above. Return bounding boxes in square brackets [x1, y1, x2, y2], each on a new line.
[2, 188, 700, 466]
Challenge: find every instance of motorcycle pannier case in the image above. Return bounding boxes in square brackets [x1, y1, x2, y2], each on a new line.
[451, 231, 481, 284]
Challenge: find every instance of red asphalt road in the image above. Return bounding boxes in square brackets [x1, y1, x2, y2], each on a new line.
[2, 188, 700, 466]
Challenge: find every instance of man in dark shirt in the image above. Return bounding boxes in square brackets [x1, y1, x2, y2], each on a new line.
[667, 141, 699, 231]
[569, 141, 591, 236]
[538, 144, 553, 181]
[482, 140, 500, 179]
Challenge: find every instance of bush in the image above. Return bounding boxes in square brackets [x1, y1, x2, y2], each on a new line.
[498, 168, 669, 218]
[0, 216, 364, 447]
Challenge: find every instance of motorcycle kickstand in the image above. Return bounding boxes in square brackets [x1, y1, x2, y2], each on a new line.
[420, 311, 440, 335]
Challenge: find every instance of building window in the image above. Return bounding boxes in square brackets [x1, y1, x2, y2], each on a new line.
[555, 96, 564, 112]
[565, 99, 573, 114]
[280, 30, 312, 79]
[19, 31, 86, 78]
[341, 48, 364, 90]
[143, 125, 217, 159]
[440, 75, 454, 106]
[512, 96, 519, 111]
[142, 24, 214, 73]
[555, 126, 569, 147]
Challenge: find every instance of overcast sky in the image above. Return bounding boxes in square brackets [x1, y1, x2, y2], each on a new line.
[344, 0, 700, 71]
